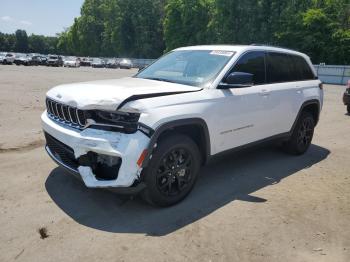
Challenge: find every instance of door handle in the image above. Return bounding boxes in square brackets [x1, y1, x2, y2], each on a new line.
[260, 89, 270, 96]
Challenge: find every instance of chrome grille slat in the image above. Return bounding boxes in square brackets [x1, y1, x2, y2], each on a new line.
[76, 109, 85, 126]
[57, 104, 64, 119]
[61, 105, 69, 122]
[68, 107, 78, 124]
[62, 105, 70, 122]
[46, 98, 84, 129]
[46, 99, 51, 114]
[48, 100, 54, 115]
[53, 102, 59, 117]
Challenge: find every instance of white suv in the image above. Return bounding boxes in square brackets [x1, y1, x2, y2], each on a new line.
[42, 45, 323, 206]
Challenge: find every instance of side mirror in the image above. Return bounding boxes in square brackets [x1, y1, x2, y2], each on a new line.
[219, 72, 254, 89]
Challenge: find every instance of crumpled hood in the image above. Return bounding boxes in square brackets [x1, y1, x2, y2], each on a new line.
[46, 77, 201, 111]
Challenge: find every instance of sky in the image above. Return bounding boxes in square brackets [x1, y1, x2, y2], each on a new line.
[0, 0, 84, 36]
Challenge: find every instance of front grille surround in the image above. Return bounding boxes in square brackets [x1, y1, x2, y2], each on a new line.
[46, 98, 86, 129]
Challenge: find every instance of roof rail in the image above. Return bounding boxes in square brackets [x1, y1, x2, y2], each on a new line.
[250, 43, 297, 52]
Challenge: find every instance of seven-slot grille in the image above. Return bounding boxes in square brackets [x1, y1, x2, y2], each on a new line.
[46, 98, 87, 128]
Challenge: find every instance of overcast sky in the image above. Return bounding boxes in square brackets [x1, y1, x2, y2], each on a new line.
[0, 0, 84, 36]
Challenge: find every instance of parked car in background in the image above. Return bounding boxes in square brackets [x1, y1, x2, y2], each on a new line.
[0, 52, 6, 64]
[119, 58, 132, 69]
[2, 53, 15, 64]
[91, 58, 105, 68]
[30, 55, 42, 66]
[106, 58, 119, 68]
[63, 56, 80, 67]
[14, 53, 28, 65]
[47, 55, 63, 67]
[80, 58, 93, 67]
[39, 55, 48, 65]
[343, 80, 350, 114]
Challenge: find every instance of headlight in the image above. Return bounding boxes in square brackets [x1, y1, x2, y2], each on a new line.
[85, 110, 142, 134]
[88, 111, 140, 124]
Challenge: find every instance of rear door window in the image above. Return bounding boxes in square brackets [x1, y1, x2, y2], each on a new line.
[266, 52, 296, 83]
[231, 51, 266, 85]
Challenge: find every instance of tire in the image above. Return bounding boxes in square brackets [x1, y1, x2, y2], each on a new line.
[283, 111, 315, 155]
[347, 105, 350, 114]
[141, 134, 201, 207]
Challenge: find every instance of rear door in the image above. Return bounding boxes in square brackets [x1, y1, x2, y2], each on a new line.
[260, 52, 303, 135]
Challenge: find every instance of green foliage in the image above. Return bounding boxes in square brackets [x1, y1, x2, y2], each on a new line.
[58, 0, 165, 58]
[0, 31, 58, 54]
[0, 0, 349, 64]
[15, 29, 29, 52]
[164, 0, 214, 51]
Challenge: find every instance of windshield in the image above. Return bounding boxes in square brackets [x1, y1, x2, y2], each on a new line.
[136, 50, 234, 87]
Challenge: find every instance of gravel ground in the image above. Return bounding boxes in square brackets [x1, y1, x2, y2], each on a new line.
[0, 65, 349, 262]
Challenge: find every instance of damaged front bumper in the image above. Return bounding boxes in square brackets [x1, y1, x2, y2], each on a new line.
[41, 112, 150, 193]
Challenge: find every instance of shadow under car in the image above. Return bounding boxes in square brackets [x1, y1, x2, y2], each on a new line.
[45, 144, 330, 236]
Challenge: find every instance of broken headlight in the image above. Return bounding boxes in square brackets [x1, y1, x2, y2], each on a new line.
[85, 110, 153, 136]
[90, 111, 140, 124]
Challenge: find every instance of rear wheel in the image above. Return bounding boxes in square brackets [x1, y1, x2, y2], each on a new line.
[347, 105, 350, 114]
[283, 111, 315, 155]
[141, 134, 201, 207]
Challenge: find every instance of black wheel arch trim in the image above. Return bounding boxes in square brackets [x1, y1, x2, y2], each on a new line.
[290, 99, 321, 133]
[141, 118, 211, 168]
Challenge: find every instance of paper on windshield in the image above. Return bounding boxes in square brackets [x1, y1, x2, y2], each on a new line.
[210, 50, 234, 57]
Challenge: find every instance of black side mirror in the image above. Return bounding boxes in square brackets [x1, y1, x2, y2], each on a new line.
[219, 72, 254, 89]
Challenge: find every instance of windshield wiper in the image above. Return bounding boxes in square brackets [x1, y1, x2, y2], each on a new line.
[144, 77, 177, 83]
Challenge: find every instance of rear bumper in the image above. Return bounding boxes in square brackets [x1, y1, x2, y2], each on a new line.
[343, 91, 350, 105]
[41, 111, 150, 189]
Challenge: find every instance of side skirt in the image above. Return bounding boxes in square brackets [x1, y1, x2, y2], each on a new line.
[206, 132, 291, 163]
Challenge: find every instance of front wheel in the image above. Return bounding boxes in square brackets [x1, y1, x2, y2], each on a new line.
[283, 111, 315, 155]
[141, 134, 201, 207]
[347, 105, 350, 114]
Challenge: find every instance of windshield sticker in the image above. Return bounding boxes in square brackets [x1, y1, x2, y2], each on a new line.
[210, 50, 234, 57]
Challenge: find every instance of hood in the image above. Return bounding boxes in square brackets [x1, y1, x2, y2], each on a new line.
[46, 77, 202, 111]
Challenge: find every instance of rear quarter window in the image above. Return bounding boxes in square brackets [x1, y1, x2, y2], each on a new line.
[291, 55, 315, 81]
[266, 52, 315, 83]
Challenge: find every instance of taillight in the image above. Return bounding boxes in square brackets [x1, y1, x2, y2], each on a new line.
[347, 80, 350, 88]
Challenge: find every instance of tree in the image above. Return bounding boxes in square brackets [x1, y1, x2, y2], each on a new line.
[15, 29, 29, 52]
[164, 0, 213, 51]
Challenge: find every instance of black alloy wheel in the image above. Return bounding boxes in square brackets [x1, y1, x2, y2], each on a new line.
[142, 134, 201, 206]
[156, 148, 193, 197]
